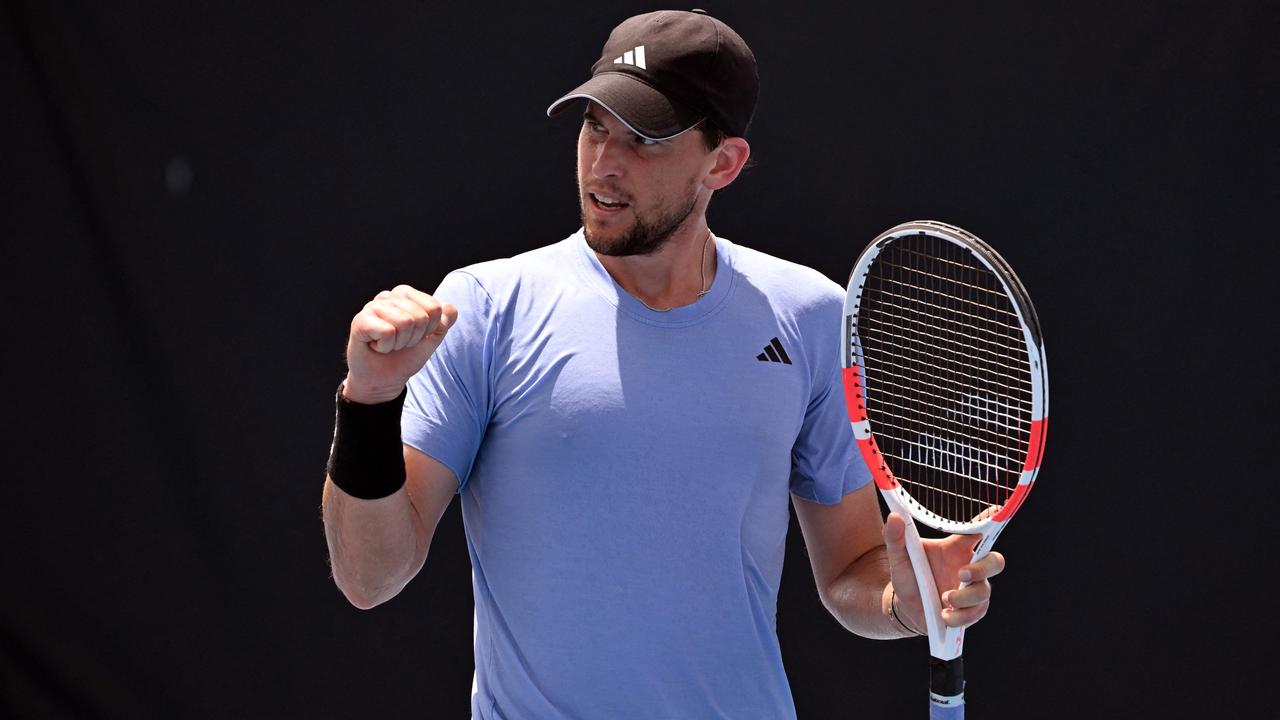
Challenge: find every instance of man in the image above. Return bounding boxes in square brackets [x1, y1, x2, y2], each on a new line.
[322, 10, 1004, 718]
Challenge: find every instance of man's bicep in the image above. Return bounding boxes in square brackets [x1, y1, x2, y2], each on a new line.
[791, 483, 885, 599]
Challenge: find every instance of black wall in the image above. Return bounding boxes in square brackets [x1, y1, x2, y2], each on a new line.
[3, 1, 1274, 717]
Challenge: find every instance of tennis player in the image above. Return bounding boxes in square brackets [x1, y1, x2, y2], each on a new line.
[322, 10, 1005, 718]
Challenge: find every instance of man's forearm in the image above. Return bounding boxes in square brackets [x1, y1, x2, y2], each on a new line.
[322, 478, 426, 609]
[821, 546, 920, 640]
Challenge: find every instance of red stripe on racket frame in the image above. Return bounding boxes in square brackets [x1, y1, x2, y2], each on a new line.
[841, 366, 865, 423]
[857, 436, 897, 490]
[842, 366, 898, 490]
[993, 481, 1032, 522]
[993, 417, 1047, 522]
[1023, 417, 1048, 472]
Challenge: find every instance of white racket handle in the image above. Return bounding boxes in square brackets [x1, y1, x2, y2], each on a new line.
[884, 492, 967, 661]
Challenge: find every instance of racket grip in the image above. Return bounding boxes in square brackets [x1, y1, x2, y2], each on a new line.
[929, 656, 965, 719]
[929, 702, 963, 720]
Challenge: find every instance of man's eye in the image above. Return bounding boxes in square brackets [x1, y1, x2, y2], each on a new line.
[635, 136, 659, 146]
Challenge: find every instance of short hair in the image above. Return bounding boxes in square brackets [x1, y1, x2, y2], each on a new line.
[699, 118, 754, 172]
[698, 119, 727, 152]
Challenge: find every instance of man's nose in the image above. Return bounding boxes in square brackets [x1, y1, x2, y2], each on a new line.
[591, 135, 627, 179]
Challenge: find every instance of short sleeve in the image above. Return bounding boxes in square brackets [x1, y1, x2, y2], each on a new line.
[401, 271, 495, 492]
[788, 306, 871, 504]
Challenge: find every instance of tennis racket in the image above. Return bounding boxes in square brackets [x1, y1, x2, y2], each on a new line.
[841, 221, 1048, 719]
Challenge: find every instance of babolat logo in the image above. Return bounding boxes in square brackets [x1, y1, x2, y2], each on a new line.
[756, 337, 792, 365]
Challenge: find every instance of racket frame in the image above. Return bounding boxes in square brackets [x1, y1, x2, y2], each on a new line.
[842, 220, 1048, 705]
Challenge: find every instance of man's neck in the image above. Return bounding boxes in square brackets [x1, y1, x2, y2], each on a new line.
[595, 221, 717, 311]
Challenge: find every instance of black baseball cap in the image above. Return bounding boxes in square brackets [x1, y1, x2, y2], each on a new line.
[546, 9, 759, 142]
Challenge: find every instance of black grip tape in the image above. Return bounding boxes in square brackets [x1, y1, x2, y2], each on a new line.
[930, 656, 965, 698]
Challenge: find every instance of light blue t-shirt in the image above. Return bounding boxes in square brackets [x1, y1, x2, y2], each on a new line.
[402, 230, 868, 719]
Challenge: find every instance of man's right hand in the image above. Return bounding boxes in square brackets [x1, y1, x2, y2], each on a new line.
[343, 285, 458, 404]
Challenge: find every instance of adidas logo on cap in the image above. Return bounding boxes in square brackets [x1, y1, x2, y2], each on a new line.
[612, 45, 646, 69]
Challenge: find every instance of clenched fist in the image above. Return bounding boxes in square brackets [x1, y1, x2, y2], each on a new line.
[343, 285, 458, 404]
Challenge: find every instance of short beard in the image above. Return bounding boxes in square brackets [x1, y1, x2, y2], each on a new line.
[581, 191, 698, 257]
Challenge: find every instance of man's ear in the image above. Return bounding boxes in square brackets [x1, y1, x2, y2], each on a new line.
[703, 137, 751, 191]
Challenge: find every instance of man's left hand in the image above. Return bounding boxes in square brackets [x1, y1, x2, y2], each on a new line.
[883, 511, 1006, 633]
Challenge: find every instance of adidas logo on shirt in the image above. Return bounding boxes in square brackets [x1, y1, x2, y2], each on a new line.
[756, 337, 792, 365]
[612, 45, 647, 70]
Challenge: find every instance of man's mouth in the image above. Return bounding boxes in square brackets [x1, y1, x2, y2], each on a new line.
[589, 192, 629, 211]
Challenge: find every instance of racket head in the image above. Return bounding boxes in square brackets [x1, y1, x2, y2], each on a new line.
[842, 221, 1048, 536]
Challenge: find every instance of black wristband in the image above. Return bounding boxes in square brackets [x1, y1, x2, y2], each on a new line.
[325, 382, 407, 499]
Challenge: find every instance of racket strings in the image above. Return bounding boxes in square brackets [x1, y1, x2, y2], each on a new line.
[868, 271, 1019, 321]
[864, 406, 1028, 462]
[860, 287, 1024, 352]
[855, 234, 1034, 523]
[858, 312, 1028, 371]
[860, 332, 1030, 392]
[863, 363, 1030, 420]
[855, 373, 1028, 427]
[871, 257, 1010, 300]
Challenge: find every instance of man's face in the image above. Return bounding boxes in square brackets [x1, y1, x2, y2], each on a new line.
[576, 102, 714, 256]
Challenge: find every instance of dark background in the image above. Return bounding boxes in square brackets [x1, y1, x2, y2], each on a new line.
[2, 1, 1275, 717]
